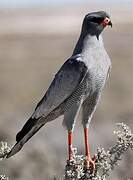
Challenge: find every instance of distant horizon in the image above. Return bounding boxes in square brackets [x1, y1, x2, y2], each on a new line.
[0, 0, 132, 8]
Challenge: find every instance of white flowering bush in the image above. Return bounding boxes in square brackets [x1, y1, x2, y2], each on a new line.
[0, 175, 9, 180]
[0, 142, 10, 180]
[0, 142, 10, 160]
[63, 123, 133, 180]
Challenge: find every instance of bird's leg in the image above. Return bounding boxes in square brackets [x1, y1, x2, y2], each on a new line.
[84, 128, 96, 170]
[68, 130, 73, 161]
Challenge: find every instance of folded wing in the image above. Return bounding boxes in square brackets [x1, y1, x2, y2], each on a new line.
[32, 56, 87, 119]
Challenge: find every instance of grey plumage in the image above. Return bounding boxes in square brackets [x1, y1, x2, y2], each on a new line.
[7, 11, 112, 158]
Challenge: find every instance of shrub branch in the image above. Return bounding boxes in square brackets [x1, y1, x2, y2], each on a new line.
[63, 123, 133, 180]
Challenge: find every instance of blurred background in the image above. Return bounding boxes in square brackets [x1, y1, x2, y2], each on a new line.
[0, 0, 133, 179]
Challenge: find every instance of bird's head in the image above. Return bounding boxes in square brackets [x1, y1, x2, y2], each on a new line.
[82, 11, 112, 38]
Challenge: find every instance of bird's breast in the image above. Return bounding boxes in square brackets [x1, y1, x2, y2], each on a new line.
[81, 46, 111, 94]
[83, 62, 109, 98]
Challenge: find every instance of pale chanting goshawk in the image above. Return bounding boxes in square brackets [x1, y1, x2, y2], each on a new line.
[6, 11, 112, 170]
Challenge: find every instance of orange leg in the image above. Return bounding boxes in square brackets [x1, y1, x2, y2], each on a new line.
[84, 128, 95, 170]
[68, 130, 73, 161]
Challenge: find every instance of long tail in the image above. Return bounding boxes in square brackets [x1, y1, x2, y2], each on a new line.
[6, 104, 62, 159]
[6, 116, 45, 158]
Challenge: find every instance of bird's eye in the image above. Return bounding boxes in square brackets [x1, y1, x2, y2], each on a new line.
[89, 17, 104, 24]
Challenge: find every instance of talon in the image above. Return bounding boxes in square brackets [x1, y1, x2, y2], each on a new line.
[67, 159, 73, 166]
[68, 145, 74, 161]
[85, 156, 95, 172]
[92, 154, 97, 162]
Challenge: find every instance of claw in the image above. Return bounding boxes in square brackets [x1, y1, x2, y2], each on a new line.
[92, 154, 97, 162]
[85, 156, 96, 172]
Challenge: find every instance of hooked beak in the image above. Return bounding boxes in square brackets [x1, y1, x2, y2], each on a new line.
[108, 20, 112, 27]
[101, 17, 112, 27]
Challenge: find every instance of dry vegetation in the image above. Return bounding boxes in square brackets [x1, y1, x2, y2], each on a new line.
[63, 123, 133, 180]
[0, 4, 133, 180]
[1, 123, 133, 180]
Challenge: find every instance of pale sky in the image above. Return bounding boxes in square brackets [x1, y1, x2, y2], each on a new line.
[0, 0, 131, 8]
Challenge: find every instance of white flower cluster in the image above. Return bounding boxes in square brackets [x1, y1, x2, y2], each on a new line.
[0, 142, 10, 180]
[0, 175, 9, 180]
[63, 123, 133, 180]
[0, 142, 10, 160]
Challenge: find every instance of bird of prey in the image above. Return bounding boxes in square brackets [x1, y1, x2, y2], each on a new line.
[6, 11, 112, 169]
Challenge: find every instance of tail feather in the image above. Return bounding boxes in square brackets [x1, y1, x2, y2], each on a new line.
[6, 105, 62, 159]
[6, 117, 45, 158]
[16, 117, 38, 142]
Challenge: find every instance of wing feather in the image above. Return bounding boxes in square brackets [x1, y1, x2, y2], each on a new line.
[32, 56, 87, 119]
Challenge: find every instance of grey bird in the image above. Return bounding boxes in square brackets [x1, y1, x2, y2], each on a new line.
[6, 11, 112, 169]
